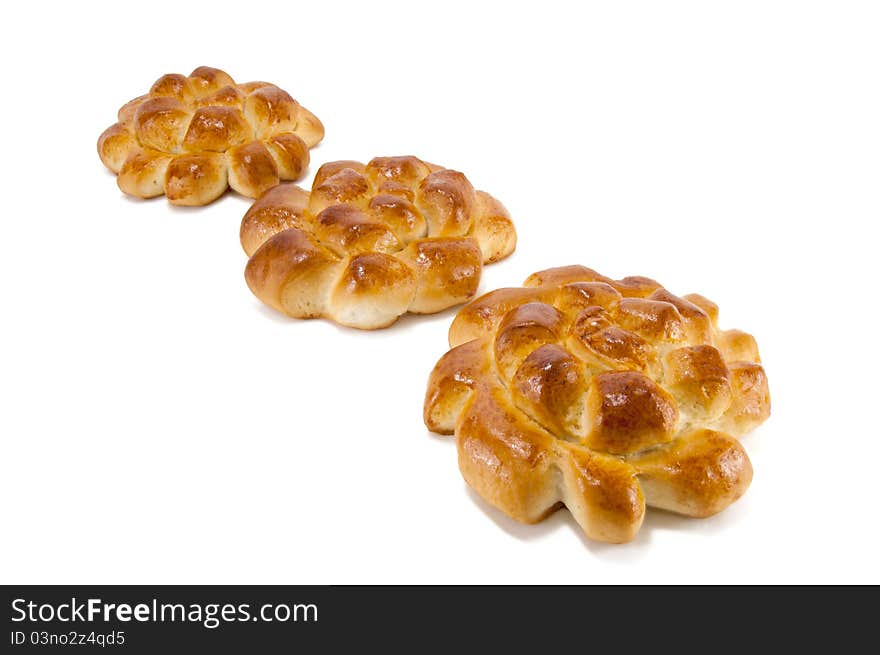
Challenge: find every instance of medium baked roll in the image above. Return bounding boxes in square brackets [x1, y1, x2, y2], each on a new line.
[97, 67, 323, 206]
[241, 156, 517, 329]
[424, 266, 770, 543]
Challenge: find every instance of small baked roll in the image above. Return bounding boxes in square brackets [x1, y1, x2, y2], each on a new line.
[424, 266, 770, 543]
[241, 156, 517, 329]
[98, 67, 323, 206]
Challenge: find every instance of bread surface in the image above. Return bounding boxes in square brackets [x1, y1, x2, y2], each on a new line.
[424, 266, 770, 543]
[241, 156, 517, 329]
[98, 66, 323, 205]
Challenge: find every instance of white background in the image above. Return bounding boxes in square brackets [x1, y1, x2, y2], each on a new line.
[1, 1, 878, 584]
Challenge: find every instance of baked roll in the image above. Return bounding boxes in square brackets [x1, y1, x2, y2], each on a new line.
[97, 66, 323, 206]
[240, 156, 517, 329]
[424, 266, 770, 543]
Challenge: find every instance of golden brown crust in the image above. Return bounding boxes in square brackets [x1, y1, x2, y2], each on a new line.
[424, 266, 770, 543]
[328, 253, 417, 329]
[718, 362, 771, 434]
[417, 169, 476, 237]
[494, 303, 566, 378]
[240, 156, 516, 329]
[511, 344, 588, 439]
[456, 387, 559, 523]
[265, 133, 309, 180]
[164, 153, 228, 206]
[313, 205, 401, 256]
[569, 306, 652, 373]
[472, 191, 518, 263]
[585, 371, 678, 455]
[424, 338, 490, 434]
[562, 448, 645, 543]
[398, 238, 483, 313]
[448, 287, 556, 347]
[227, 141, 280, 198]
[663, 345, 732, 420]
[97, 66, 323, 205]
[97, 124, 136, 173]
[244, 228, 340, 318]
[630, 429, 753, 517]
[240, 184, 310, 257]
[116, 149, 172, 199]
[183, 105, 250, 152]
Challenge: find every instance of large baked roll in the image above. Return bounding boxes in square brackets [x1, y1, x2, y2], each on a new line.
[241, 156, 517, 329]
[97, 67, 323, 206]
[424, 266, 770, 543]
